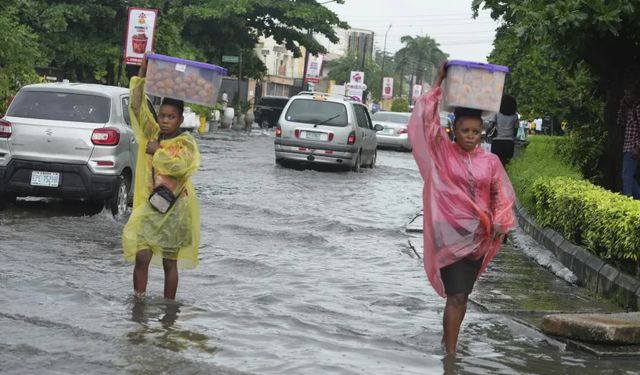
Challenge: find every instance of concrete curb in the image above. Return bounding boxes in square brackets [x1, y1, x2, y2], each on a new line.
[514, 202, 640, 311]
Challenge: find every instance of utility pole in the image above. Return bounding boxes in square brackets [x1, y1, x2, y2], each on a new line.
[379, 24, 392, 100]
[301, 29, 312, 91]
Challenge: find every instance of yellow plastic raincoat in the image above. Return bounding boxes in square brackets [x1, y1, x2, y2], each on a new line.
[122, 77, 201, 269]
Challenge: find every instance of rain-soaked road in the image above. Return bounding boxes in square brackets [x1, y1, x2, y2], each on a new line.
[0, 130, 638, 374]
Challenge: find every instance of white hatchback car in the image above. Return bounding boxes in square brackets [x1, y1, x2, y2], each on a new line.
[274, 92, 382, 171]
[0, 82, 156, 216]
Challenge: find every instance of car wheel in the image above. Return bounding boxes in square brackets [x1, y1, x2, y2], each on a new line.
[106, 174, 130, 218]
[351, 152, 361, 172]
[275, 157, 283, 165]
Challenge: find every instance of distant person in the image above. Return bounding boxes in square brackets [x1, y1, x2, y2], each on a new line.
[490, 95, 519, 166]
[221, 90, 229, 109]
[371, 101, 380, 114]
[535, 117, 543, 134]
[618, 83, 640, 199]
[408, 62, 515, 356]
[123, 56, 201, 300]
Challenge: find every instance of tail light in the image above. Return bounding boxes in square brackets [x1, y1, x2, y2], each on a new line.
[91, 127, 120, 145]
[347, 131, 356, 145]
[294, 129, 300, 138]
[275, 127, 282, 137]
[328, 132, 334, 141]
[397, 128, 407, 135]
[0, 119, 11, 138]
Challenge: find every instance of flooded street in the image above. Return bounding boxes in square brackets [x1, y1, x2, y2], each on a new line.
[1, 131, 638, 374]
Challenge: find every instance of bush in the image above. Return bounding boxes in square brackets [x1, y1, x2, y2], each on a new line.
[555, 123, 606, 182]
[391, 97, 409, 112]
[533, 177, 640, 263]
[506, 136, 581, 212]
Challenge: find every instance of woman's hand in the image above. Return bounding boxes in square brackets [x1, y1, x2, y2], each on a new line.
[433, 61, 447, 88]
[138, 53, 148, 78]
[492, 224, 507, 240]
[146, 140, 159, 155]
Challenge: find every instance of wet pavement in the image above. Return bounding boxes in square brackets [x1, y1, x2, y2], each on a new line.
[1, 130, 639, 374]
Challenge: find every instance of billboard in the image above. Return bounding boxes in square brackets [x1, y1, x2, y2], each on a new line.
[124, 8, 158, 65]
[382, 77, 393, 99]
[305, 55, 324, 84]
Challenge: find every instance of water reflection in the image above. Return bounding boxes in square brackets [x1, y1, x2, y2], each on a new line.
[442, 354, 462, 375]
[128, 298, 218, 355]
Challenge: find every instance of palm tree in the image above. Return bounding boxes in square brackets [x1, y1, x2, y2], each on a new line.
[398, 35, 448, 87]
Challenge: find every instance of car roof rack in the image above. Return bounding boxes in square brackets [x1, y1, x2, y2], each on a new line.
[295, 91, 359, 102]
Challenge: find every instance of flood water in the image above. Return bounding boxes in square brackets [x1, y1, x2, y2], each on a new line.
[1, 131, 638, 374]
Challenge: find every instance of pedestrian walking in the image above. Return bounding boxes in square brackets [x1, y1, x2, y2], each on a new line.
[408, 63, 516, 355]
[618, 83, 640, 199]
[490, 95, 519, 166]
[122, 56, 201, 300]
[535, 117, 543, 134]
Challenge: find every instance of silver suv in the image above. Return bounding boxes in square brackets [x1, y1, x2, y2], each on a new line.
[0, 82, 155, 216]
[274, 92, 382, 171]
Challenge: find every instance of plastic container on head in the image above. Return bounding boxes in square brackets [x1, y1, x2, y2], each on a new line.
[145, 53, 228, 107]
[441, 60, 509, 116]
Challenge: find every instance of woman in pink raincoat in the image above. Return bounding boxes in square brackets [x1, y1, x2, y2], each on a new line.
[408, 64, 515, 355]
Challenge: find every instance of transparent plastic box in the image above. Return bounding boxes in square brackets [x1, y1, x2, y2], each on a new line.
[145, 53, 228, 107]
[441, 60, 509, 115]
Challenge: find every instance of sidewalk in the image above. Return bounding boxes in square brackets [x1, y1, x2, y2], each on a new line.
[406, 213, 640, 357]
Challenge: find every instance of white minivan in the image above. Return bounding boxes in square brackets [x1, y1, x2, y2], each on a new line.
[274, 92, 382, 171]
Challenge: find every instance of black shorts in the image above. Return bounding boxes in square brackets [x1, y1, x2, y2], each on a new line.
[440, 256, 484, 296]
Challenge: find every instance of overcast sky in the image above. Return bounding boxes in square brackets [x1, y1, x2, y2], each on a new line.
[325, 0, 500, 63]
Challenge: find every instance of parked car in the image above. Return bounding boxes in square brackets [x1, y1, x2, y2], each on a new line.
[372, 111, 412, 151]
[274, 91, 383, 171]
[440, 112, 454, 140]
[254, 95, 289, 128]
[0, 82, 156, 216]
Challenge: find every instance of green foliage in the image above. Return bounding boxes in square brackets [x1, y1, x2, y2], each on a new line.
[533, 177, 640, 263]
[390, 97, 409, 113]
[506, 136, 582, 212]
[395, 35, 447, 86]
[555, 124, 607, 182]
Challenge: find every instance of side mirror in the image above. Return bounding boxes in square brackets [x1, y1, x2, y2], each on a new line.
[374, 124, 384, 132]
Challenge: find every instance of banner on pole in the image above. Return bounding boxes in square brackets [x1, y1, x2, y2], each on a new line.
[305, 55, 324, 84]
[382, 77, 394, 99]
[124, 8, 158, 65]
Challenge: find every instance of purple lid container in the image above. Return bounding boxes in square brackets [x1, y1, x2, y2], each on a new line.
[148, 53, 228, 75]
[446, 60, 509, 74]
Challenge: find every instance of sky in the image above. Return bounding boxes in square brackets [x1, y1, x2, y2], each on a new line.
[324, 0, 500, 63]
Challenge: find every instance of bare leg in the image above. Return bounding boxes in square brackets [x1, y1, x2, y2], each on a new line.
[163, 258, 179, 300]
[442, 293, 468, 355]
[133, 249, 152, 297]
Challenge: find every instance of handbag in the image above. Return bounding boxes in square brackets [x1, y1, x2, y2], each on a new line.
[149, 184, 179, 214]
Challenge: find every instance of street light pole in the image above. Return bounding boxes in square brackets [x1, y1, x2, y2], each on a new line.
[379, 24, 392, 103]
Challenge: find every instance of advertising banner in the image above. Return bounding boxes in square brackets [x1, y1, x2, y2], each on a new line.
[124, 8, 158, 65]
[305, 55, 324, 84]
[350, 71, 364, 84]
[412, 84, 423, 101]
[382, 77, 393, 99]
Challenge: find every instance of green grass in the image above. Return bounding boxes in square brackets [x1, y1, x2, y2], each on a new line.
[506, 136, 582, 213]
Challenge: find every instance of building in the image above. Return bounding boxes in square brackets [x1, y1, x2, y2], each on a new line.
[254, 37, 305, 98]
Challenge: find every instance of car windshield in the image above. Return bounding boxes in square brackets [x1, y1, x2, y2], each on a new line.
[284, 99, 348, 126]
[371, 112, 409, 124]
[7, 91, 111, 123]
[259, 97, 289, 107]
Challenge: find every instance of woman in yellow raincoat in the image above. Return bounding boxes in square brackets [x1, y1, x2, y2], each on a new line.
[122, 58, 200, 300]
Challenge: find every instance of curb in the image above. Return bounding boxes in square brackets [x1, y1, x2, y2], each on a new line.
[514, 202, 640, 311]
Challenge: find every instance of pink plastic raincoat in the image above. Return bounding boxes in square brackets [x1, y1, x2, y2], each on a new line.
[409, 87, 515, 298]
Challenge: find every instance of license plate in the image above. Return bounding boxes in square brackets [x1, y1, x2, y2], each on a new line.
[302, 131, 328, 141]
[30, 171, 60, 187]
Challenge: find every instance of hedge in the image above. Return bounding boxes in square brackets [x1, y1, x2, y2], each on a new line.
[507, 136, 640, 266]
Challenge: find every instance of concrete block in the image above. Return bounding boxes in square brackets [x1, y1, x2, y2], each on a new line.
[568, 247, 591, 287]
[541, 227, 556, 251]
[612, 273, 640, 310]
[556, 242, 579, 274]
[549, 232, 566, 258]
[542, 312, 640, 344]
[582, 252, 605, 292]
[597, 264, 620, 297]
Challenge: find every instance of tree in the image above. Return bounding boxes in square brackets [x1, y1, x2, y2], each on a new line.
[473, 0, 640, 191]
[396, 35, 447, 87]
[0, 1, 41, 112]
[325, 53, 382, 101]
[13, 0, 348, 86]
